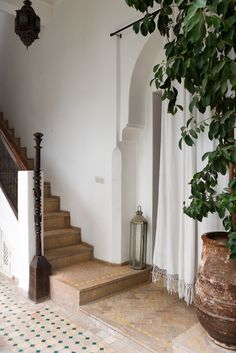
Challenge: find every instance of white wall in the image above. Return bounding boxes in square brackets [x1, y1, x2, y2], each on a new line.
[0, 2, 165, 264]
[0, 11, 9, 105]
[0, 171, 35, 291]
[0, 188, 18, 276]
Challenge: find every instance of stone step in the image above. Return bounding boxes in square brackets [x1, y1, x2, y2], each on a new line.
[50, 260, 152, 309]
[44, 211, 70, 231]
[44, 227, 81, 250]
[20, 146, 27, 156]
[14, 137, 21, 148]
[27, 158, 34, 169]
[0, 117, 8, 129]
[44, 182, 51, 197]
[46, 243, 93, 269]
[8, 128, 15, 137]
[44, 196, 60, 213]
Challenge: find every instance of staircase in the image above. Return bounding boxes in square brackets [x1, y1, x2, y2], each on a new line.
[43, 182, 93, 269]
[0, 113, 152, 310]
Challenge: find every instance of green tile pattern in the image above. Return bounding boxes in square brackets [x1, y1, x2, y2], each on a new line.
[0, 276, 115, 353]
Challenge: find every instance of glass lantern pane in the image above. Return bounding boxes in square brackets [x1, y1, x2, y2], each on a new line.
[135, 225, 142, 267]
[129, 223, 135, 267]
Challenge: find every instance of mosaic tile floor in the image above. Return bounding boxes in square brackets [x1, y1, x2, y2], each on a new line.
[82, 281, 198, 353]
[0, 274, 151, 353]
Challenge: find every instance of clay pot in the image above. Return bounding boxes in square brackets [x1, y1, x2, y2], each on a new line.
[195, 232, 236, 350]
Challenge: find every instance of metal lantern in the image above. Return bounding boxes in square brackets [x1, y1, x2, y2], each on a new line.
[129, 206, 147, 270]
[15, 0, 40, 48]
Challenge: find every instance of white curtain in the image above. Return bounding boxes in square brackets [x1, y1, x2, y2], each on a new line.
[152, 86, 223, 304]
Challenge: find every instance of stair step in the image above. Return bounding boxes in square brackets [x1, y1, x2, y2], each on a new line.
[9, 128, 14, 136]
[14, 137, 21, 148]
[50, 261, 152, 309]
[44, 227, 81, 250]
[44, 211, 70, 231]
[27, 158, 34, 170]
[21, 146, 27, 156]
[0, 118, 8, 129]
[44, 182, 51, 197]
[45, 243, 93, 269]
[44, 196, 60, 213]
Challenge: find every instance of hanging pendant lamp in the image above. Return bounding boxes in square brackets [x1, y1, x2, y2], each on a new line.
[15, 0, 40, 48]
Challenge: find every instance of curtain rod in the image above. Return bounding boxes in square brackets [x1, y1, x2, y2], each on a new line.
[110, 10, 158, 37]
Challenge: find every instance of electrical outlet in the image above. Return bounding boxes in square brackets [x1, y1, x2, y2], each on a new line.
[95, 176, 105, 184]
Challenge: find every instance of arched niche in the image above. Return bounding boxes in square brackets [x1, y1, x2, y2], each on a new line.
[112, 30, 164, 264]
[128, 31, 164, 129]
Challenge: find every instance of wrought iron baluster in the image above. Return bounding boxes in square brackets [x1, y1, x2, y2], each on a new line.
[0, 138, 19, 215]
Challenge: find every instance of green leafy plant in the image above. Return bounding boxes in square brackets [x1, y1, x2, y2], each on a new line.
[125, 0, 236, 258]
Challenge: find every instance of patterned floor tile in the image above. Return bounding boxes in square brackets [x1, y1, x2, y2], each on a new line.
[0, 274, 147, 353]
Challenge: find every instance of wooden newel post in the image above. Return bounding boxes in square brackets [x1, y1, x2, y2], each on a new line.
[28, 133, 52, 303]
[34, 133, 43, 257]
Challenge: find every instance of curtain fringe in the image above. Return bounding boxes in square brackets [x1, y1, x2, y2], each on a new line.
[152, 265, 195, 305]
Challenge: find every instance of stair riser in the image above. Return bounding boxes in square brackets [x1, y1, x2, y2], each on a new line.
[50, 269, 151, 309]
[79, 271, 151, 305]
[0, 120, 8, 129]
[44, 184, 51, 197]
[50, 277, 79, 312]
[21, 147, 27, 155]
[44, 234, 81, 250]
[28, 159, 34, 169]
[44, 198, 60, 213]
[44, 215, 70, 231]
[50, 251, 93, 270]
[14, 138, 21, 148]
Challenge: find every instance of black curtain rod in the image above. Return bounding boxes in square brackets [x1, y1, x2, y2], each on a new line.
[110, 10, 158, 37]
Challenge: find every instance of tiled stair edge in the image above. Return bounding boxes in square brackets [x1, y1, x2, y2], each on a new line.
[79, 270, 151, 305]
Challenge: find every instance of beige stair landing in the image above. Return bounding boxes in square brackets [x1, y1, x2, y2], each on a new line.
[50, 260, 152, 309]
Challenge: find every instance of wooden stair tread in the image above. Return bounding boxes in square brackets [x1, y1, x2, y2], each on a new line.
[44, 211, 70, 219]
[45, 243, 93, 260]
[52, 261, 152, 291]
[44, 227, 81, 238]
[44, 195, 60, 200]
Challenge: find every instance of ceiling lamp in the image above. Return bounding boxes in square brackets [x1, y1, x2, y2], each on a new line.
[15, 0, 40, 48]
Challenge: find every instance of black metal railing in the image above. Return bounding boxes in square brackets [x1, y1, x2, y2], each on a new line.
[0, 117, 31, 217]
[0, 138, 19, 215]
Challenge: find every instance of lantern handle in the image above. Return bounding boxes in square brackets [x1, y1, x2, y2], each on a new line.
[136, 205, 143, 215]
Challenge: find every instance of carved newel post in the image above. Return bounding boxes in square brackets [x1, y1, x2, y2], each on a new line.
[28, 133, 52, 303]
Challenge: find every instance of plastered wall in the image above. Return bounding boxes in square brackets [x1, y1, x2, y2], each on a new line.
[0, 1, 164, 264]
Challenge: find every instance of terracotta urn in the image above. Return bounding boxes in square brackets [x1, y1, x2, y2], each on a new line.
[195, 232, 236, 350]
